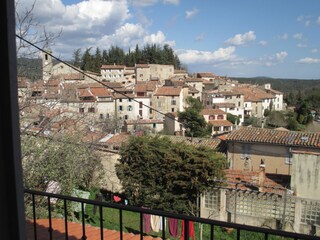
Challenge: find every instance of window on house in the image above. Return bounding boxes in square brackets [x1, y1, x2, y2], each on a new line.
[119, 99, 122, 102]
[139, 102, 143, 108]
[209, 115, 215, 120]
[171, 99, 176, 105]
[119, 106, 123, 111]
[99, 114, 104, 119]
[128, 98, 132, 102]
[241, 145, 251, 159]
[204, 190, 220, 210]
[88, 107, 95, 113]
[79, 108, 84, 113]
[238, 102, 241, 107]
[214, 126, 220, 131]
[139, 110, 143, 117]
[172, 108, 175, 112]
[217, 115, 223, 119]
[127, 105, 132, 111]
[153, 123, 156, 128]
[124, 115, 128, 120]
[192, 93, 195, 96]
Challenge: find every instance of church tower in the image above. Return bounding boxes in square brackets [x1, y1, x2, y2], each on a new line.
[41, 49, 53, 82]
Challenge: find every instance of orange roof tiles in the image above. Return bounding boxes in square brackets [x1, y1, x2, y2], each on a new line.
[201, 108, 226, 115]
[209, 120, 233, 127]
[154, 86, 182, 96]
[226, 127, 320, 148]
[90, 87, 112, 97]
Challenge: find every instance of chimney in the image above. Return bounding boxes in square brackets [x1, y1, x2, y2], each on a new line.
[258, 159, 266, 192]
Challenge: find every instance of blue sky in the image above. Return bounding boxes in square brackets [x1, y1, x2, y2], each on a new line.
[17, 0, 320, 79]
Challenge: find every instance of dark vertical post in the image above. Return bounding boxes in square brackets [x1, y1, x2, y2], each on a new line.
[99, 206, 103, 240]
[32, 194, 38, 240]
[140, 212, 143, 240]
[119, 209, 123, 240]
[81, 202, 86, 240]
[162, 216, 165, 239]
[0, 0, 26, 239]
[184, 219, 189, 240]
[210, 224, 214, 240]
[64, 199, 69, 240]
[48, 197, 53, 240]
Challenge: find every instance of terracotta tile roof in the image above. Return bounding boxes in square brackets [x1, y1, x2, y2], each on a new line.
[90, 87, 112, 97]
[135, 84, 147, 93]
[209, 120, 233, 127]
[226, 127, 320, 148]
[213, 103, 236, 108]
[113, 93, 135, 99]
[201, 108, 226, 115]
[101, 81, 123, 89]
[79, 89, 94, 98]
[237, 86, 274, 101]
[164, 135, 227, 153]
[101, 64, 125, 69]
[224, 169, 289, 195]
[26, 218, 161, 240]
[154, 86, 182, 96]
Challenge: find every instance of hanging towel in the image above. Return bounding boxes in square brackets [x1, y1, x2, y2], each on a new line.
[180, 220, 195, 240]
[159, 216, 164, 231]
[151, 215, 160, 232]
[168, 218, 179, 237]
[143, 213, 151, 233]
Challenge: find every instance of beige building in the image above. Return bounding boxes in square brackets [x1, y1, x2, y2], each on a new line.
[100, 64, 125, 82]
[135, 64, 174, 83]
[200, 108, 233, 135]
[152, 86, 188, 119]
[226, 127, 320, 177]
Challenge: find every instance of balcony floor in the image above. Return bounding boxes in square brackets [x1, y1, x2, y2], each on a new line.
[26, 218, 161, 240]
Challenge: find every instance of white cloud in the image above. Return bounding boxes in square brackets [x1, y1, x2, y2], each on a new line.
[143, 31, 175, 46]
[305, 20, 310, 27]
[129, 0, 158, 7]
[293, 33, 303, 40]
[259, 41, 268, 46]
[297, 58, 320, 64]
[275, 51, 288, 61]
[312, 48, 318, 53]
[279, 33, 288, 40]
[195, 33, 205, 42]
[297, 43, 307, 48]
[297, 15, 304, 22]
[177, 46, 236, 64]
[163, 0, 179, 5]
[225, 31, 256, 46]
[185, 8, 199, 19]
[317, 16, 320, 25]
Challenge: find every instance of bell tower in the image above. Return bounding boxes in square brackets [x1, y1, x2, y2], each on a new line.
[41, 49, 53, 82]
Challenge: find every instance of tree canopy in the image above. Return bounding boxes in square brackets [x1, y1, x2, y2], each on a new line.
[115, 135, 226, 215]
[71, 44, 182, 73]
[178, 97, 212, 137]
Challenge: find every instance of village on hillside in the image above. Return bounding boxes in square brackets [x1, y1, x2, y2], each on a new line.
[18, 51, 320, 236]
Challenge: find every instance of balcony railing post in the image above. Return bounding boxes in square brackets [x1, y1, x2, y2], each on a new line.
[99, 205, 103, 240]
[32, 193, 37, 240]
[184, 219, 189, 240]
[140, 212, 143, 240]
[47, 196, 53, 240]
[81, 202, 87, 240]
[64, 199, 68, 240]
[162, 216, 166, 239]
[119, 209, 123, 240]
[210, 224, 214, 240]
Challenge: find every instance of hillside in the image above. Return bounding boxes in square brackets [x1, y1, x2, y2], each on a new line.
[231, 77, 320, 96]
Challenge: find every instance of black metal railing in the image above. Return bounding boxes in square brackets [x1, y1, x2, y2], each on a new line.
[24, 189, 319, 240]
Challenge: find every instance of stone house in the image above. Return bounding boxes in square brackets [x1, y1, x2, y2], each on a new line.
[200, 108, 233, 135]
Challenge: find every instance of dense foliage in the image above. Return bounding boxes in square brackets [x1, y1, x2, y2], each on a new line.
[178, 97, 212, 137]
[115, 135, 226, 215]
[73, 44, 182, 73]
[22, 133, 104, 195]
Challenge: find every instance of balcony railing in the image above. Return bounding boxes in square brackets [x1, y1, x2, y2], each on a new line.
[24, 189, 318, 240]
